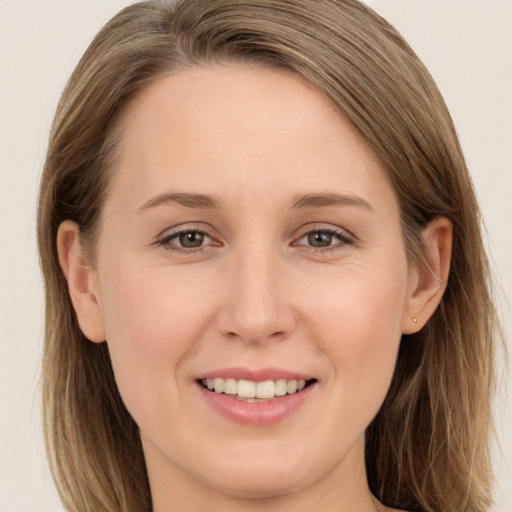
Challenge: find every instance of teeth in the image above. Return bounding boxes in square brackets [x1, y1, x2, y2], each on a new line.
[275, 378, 287, 396]
[224, 378, 237, 395]
[201, 377, 311, 399]
[287, 380, 298, 394]
[256, 380, 275, 399]
[238, 379, 256, 398]
[214, 377, 225, 393]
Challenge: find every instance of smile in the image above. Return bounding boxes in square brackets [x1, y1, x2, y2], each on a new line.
[196, 368, 318, 425]
[199, 378, 314, 401]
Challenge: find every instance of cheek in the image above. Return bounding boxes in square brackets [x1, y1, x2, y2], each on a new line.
[97, 263, 217, 419]
[304, 263, 407, 404]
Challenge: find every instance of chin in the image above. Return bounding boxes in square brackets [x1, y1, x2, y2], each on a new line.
[207, 468, 306, 500]
[195, 446, 320, 499]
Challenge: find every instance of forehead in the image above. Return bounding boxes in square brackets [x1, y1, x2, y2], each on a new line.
[107, 63, 393, 214]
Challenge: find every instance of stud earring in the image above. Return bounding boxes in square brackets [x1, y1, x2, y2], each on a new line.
[412, 317, 418, 323]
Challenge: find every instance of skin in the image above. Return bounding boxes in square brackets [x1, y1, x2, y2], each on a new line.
[58, 64, 452, 512]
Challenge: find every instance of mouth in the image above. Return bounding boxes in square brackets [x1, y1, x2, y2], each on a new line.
[198, 377, 317, 402]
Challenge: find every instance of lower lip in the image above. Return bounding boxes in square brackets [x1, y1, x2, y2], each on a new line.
[196, 382, 316, 426]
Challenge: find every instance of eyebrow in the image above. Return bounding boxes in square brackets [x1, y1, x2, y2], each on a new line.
[291, 193, 374, 211]
[138, 191, 373, 213]
[138, 192, 222, 213]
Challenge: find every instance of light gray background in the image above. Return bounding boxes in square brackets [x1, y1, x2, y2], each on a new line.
[1, 1, 510, 510]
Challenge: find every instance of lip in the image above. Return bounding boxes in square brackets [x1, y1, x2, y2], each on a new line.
[199, 366, 315, 382]
[195, 367, 317, 426]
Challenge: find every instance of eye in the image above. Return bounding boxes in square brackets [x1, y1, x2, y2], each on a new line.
[158, 229, 213, 252]
[304, 231, 335, 248]
[296, 228, 353, 250]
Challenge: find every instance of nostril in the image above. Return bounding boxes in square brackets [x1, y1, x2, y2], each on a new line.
[224, 329, 288, 344]
[216, 291, 297, 344]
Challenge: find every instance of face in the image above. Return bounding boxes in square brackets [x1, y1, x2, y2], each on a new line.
[84, 64, 420, 504]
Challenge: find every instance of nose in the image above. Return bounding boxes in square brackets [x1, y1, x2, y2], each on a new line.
[217, 246, 297, 345]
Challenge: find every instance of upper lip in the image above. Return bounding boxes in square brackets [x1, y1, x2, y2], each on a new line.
[199, 366, 315, 382]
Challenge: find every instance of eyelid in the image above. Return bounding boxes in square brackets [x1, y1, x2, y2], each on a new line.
[292, 223, 356, 251]
[155, 223, 221, 252]
[153, 222, 356, 254]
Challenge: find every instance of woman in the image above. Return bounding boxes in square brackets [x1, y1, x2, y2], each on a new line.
[37, 1, 500, 511]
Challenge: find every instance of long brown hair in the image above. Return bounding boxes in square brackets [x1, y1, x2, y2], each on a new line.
[37, 1, 500, 510]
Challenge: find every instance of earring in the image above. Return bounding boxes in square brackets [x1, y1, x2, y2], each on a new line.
[412, 317, 418, 323]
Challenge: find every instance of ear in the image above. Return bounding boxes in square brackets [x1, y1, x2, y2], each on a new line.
[402, 216, 452, 334]
[56, 220, 106, 343]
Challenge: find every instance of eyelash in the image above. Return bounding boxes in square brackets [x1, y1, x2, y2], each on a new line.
[156, 226, 354, 254]
[294, 227, 354, 253]
[157, 228, 213, 254]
